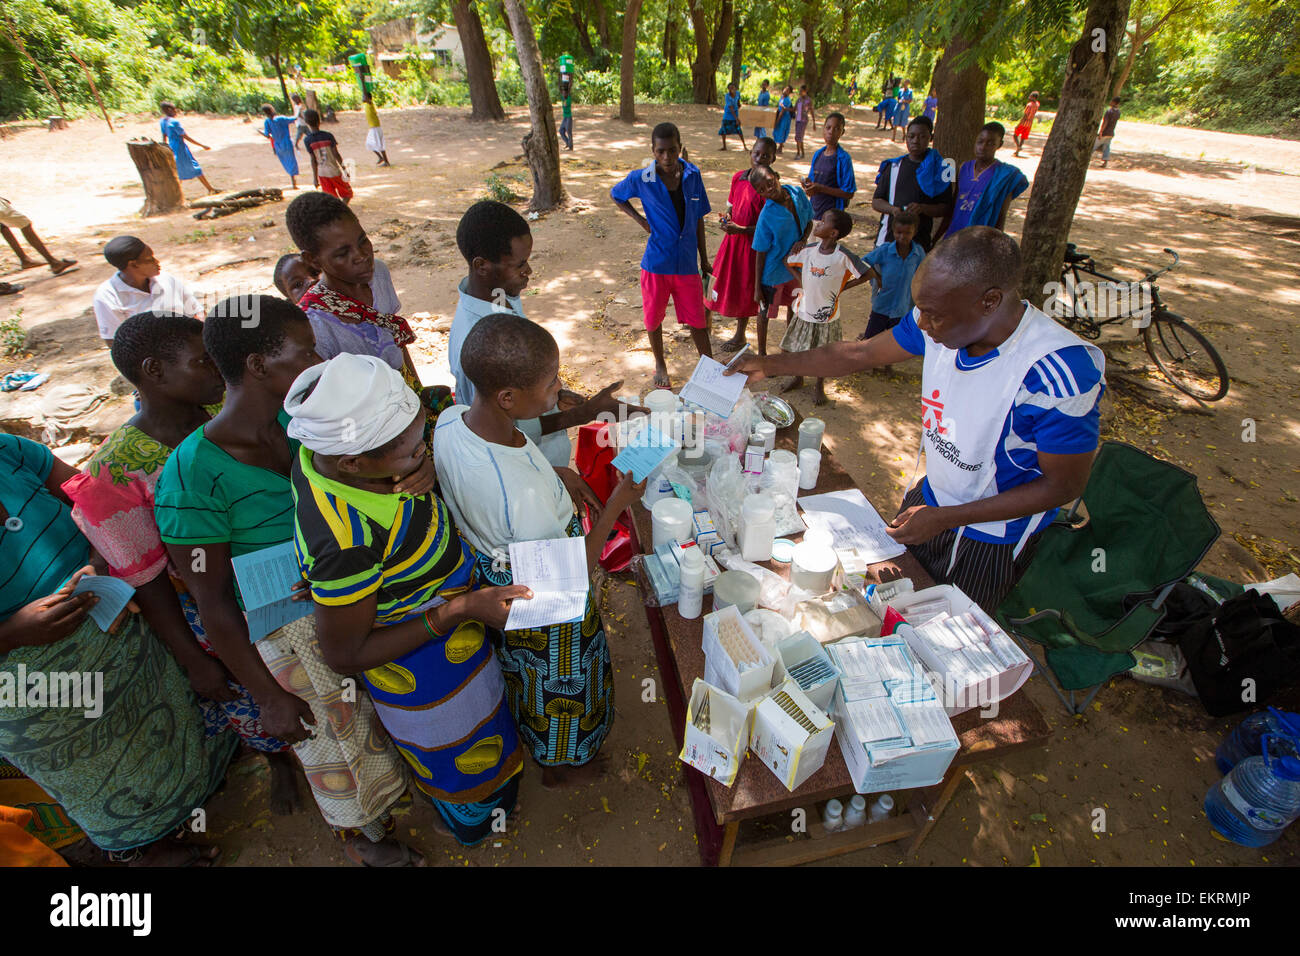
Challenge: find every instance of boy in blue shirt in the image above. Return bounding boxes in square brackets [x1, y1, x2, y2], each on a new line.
[612, 122, 714, 389]
[858, 211, 925, 341]
[754, 80, 772, 139]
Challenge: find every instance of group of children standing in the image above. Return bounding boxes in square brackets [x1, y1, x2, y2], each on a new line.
[160, 94, 389, 201]
[730, 80, 817, 159]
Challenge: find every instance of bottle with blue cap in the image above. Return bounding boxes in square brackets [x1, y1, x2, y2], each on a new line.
[1215, 706, 1300, 774]
[1203, 734, 1300, 847]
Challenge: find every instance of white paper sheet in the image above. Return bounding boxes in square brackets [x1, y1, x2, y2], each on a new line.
[504, 536, 589, 630]
[231, 541, 312, 641]
[678, 355, 746, 418]
[798, 488, 906, 563]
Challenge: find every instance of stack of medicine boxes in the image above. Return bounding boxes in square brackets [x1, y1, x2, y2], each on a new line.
[643, 505, 726, 605]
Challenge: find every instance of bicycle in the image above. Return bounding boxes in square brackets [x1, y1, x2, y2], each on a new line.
[1051, 243, 1229, 402]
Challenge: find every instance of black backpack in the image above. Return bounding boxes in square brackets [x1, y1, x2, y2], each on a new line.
[1177, 589, 1300, 717]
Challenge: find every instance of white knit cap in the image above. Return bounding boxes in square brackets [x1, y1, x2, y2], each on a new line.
[284, 353, 420, 455]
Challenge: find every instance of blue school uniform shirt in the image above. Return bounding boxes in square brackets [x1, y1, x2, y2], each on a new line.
[892, 306, 1105, 544]
[864, 240, 925, 319]
[752, 184, 813, 287]
[610, 160, 711, 276]
[807, 145, 857, 212]
[723, 92, 740, 120]
[757, 90, 771, 107]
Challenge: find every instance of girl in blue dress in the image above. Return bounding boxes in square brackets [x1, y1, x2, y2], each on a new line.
[718, 82, 746, 151]
[772, 86, 794, 152]
[260, 104, 301, 189]
[159, 102, 218, 195]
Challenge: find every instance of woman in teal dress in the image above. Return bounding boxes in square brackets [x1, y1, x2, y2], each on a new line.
[0, 432, 234, 864]
[772, 86, 795, 151]
[260, 104, 300, 189]
[159, 101, 218, 195]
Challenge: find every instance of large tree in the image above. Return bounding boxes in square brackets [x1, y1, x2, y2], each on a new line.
[797, 1, 856, 95]
[619, 0, 644, 122]
[1020, 0, 1132, 306]
[930, 32, 989, 169]
[502, 0, 565, 210]
[688, 0, 733, 104]
[450, 0, 505, 120]
[1111, 0, 1199, 98]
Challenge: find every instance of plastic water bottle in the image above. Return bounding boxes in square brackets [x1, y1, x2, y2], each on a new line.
[1204, 734, 1300, 847]
[1215, 707, 1300, 774]
[676, 546, 704, 620]
[843, 794, 867, 829]
[822, 799, 844, 833]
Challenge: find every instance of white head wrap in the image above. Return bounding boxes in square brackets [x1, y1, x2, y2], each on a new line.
[284, 353, 421, 456]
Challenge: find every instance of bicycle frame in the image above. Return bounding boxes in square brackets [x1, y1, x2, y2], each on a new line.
[1055, 249, 1176, 337]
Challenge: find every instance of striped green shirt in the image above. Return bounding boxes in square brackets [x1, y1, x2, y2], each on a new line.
[154, 412, 300, 610]
[290, 446, 475, 624]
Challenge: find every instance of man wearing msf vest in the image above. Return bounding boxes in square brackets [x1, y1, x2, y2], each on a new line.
[728, 226, 1105, 612]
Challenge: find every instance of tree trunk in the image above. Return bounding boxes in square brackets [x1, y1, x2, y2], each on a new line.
[688, 0, 733, 104]
[931, 35, 988, 170]
[272, 48, 290, 110]
[1111, 32, 1139, 99]
[800, 15, 818, 92]
[814, 6, 854, 95]
[1, 10, 66, 116]
[66, 49, 113, 132]
[620, 0, 644, 122]
[502, 0, 565, 210]
[452, 0, 505, 121]
[596, 1, 613, 49]
[128, 140, 185, 217]
[730, 20, 743, 87]
[663, 16, 678, 70]
[303, 89, 321, 113]
[1020, 0, 1132, 306]
[571, 6, 596, 58]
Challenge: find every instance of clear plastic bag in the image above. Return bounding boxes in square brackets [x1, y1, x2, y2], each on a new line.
[707, 455, 748, 549]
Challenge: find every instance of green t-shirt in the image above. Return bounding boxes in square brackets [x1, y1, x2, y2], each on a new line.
[562, 95, 572, 119]
[154, 412, 300, 609]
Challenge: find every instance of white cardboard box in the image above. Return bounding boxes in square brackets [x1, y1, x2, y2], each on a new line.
[889, 585, 1032, 716]
[679, 679, 753, 786]
[702, 604, 775, 703]
[749, 680, 835, 791]
[827, 637, 960, 793]
[775, 631, 841, 713]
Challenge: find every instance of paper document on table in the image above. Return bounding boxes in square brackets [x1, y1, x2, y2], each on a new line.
[231, 541, 312, 641]
[799, 488, 906, 563]
[611, 423, 679, 481]
[71, 574, 136, 631]
[504, 536, 589, 630]
[678, 355, 746, 418]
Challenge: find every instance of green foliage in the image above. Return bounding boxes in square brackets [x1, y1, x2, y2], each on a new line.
[484, 171, 523, 202]
[0, 314, 26, 356]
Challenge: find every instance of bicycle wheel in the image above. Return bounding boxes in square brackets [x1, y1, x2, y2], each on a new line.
[1142, 312, 1229, 401]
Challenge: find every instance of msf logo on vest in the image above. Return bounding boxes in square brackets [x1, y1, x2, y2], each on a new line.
[923, 390, 980, 473]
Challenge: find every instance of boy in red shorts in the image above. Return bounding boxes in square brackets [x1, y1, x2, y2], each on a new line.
[611, 122, 714, 388]
[1012, 92, 1040, 157]
[302, 109, 352, 203]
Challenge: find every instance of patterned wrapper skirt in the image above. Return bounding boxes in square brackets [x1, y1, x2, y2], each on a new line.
[780, 315, 843, 353]
[0, 615, 236, 852]
[256, 616, 409, 841]
[718, 118, 743, 136]
[475, 517, 614, 767]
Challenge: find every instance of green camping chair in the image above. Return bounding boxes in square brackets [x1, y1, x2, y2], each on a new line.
[994, 441, 1220, 714]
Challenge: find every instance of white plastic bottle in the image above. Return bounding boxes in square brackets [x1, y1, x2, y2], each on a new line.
[868, 793, 894, 823]
[740, 493, 776, 562]
[843, 794, 867, 829]
[823, 798, 844, 833]
[676, 546, 705, 620]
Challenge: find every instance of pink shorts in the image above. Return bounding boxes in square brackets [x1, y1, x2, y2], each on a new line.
[640, 271, 707, 331]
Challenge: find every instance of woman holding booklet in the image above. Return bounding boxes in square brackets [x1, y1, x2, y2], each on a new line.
[286, 352, 530, 845]
[155, 296, 419, 866]
[433, 315, 645, 788]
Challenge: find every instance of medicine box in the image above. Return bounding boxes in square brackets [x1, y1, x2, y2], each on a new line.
[702, 604, 775, 703]
[749, 680, 835, 792]
[889, 585, 1032, 717]
[642, 552, 679, 604]
[679, 679, 752, 786]
[826, 637, 959, 793]
[692, 510, 717, 538]
[775, 631, 841, 713]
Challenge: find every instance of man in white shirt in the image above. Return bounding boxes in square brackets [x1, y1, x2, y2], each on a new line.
[92, 236, 202, 343]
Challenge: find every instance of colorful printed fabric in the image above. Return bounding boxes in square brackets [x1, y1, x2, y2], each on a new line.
[255, 615, 409, 836]
[477, 514, 614, 767]
[433, 774, 519, 847]
[0, 759, 84, 850]
[0, 615, 236, 852]
[290, 448, 523, 805]
[298, 280, 415, 349]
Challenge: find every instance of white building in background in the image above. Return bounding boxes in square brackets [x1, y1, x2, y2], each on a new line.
[368, 17, 466, 79]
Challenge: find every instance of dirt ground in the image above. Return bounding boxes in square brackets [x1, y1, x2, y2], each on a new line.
[1, 102, 1297, 867]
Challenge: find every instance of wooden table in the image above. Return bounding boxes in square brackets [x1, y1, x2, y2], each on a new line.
[629, 421, 1053, 866]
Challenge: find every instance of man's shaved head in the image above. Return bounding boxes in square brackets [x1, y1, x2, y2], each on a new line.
[910, 227, 1025, 351]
